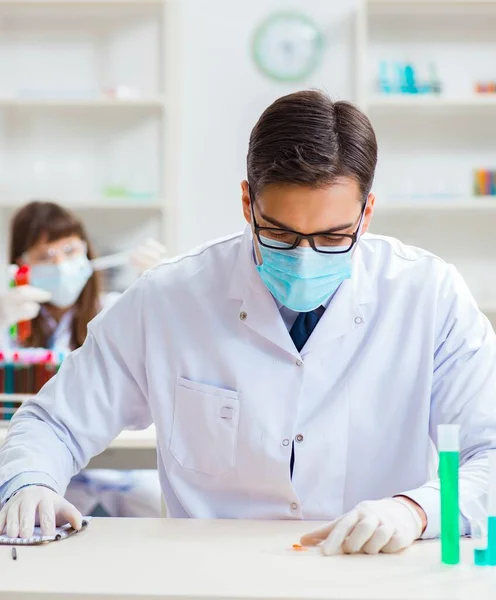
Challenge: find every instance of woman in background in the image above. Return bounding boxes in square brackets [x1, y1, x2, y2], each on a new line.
[4, 200, 163, 518]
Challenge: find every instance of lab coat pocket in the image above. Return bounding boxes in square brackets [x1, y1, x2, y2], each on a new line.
[169, 377, 239, 476]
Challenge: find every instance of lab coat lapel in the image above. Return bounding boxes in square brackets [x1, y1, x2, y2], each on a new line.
[301, 246, 375, 355]
[228, 227, 298, 358]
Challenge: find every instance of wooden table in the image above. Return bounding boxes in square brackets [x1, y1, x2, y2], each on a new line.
[0, 518, 493, 600]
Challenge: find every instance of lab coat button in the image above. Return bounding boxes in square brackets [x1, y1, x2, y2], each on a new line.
[295, 359, 303, 367]
[354, 316, 363, 325]
[290, 502, 298, 510]
[295, 434, 304, 443]
[282, 439, 290, 447]
[239, 311, 247, 321]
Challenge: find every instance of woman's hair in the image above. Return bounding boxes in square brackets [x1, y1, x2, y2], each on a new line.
[9, 200, 102, 350]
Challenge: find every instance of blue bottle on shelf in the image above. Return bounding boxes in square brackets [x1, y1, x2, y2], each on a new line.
[378, 61, 392, 93]
[404, 64, 417, 94]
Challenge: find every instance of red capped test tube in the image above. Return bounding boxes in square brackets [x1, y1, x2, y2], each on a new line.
[15, 265, 31, 342]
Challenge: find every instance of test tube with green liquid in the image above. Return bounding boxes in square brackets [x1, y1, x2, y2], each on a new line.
[8, 277, 16, 341]
[438, 424, 460, 565]
[472, 453, 496, 566]
[475, 453, 496, 566]
[485, 453, 496, 565]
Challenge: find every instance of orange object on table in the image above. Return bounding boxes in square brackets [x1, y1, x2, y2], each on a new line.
[14, 265, 31, 342]
[292, 544, 308, 551]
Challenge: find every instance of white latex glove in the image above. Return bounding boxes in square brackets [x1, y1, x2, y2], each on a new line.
[129, 238, 167, 274]
[0, 486, 82, 538]
[0, 286, 52, 329]
[300, 498, 423, 556]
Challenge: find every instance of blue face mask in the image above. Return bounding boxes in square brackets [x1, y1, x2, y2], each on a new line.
[255, 238, 352, 312]
[30, 254, 93, 309]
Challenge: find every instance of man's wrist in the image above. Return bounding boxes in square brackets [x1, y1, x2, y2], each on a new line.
[394, 495, 428, 534]
[3, 483, 57, 507]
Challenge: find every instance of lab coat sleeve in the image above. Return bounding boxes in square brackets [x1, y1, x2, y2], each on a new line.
[0, 472, 59, 505]
[0, 274, 152, 502]
[401, 265, 496, 539]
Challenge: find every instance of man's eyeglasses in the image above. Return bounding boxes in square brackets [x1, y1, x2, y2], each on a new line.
[249, 187, 366, 255]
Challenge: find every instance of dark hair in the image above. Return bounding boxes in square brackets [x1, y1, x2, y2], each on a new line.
[247, 90, 378, 203]
[10, 200, 102, 350]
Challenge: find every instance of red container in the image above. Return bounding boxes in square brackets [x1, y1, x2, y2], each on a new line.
[15, 265, 31, 342]
[0, 351, 4, 419]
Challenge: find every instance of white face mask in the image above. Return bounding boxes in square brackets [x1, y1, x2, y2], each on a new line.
[29, 254, 93, 308]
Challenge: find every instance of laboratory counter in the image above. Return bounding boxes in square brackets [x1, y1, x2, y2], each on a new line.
[0, 518, 492, 600]
[0, 426, 157, 469]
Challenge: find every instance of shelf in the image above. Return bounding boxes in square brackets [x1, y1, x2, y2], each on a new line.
[0, 97, 166, 109]
[0, 1, 164, 5]
[0, 201, 166, 211]
[75, 202, 166, 210]
[368, 0, 496, 5]
[367, 0, 496, 12]
[368, 95, 496, 111]
[375, 199, 496, 214]
[0, 394, 32, 402]
[67, 202, 165, 210]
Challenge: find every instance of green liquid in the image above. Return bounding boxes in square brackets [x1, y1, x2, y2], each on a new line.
[474, 548, 487, 566]
[439, 451, 460, 565]
[486, 516, 496, 566]
[9, 280, 16, 340]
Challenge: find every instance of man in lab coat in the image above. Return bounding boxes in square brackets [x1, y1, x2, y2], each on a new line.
[0, 90, 495, 556]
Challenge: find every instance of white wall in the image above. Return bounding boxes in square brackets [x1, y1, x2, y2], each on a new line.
[175, 0, 358, 252]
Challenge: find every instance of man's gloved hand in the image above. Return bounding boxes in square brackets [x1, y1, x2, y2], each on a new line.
[300, 497, 424, 556]
[0, 486, 82, 538]
[130, 239, 167, 274]
[0, 286, 51, 329]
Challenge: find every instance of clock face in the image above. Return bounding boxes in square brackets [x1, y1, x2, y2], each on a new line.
[252, 12, 324, 82]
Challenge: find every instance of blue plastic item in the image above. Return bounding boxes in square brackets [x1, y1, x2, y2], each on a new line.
[404, 64, 417, 94]
[378, 61, 392, 93]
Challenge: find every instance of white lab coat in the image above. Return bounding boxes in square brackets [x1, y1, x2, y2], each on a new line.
[1, 228, 495, 537]
[1, 293, 161, 518]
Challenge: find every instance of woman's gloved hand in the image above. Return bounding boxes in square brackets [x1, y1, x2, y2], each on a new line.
[300, 497, 425, 556]
[130, 239, 167, 274]
[0, 286, 52, 329]
[0, 486, 83, 538]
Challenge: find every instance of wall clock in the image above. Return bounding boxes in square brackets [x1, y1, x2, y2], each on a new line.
[252, 12, 324, 82]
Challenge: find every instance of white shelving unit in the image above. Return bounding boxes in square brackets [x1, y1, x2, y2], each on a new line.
[0, 393, 28, 424]
[0, 98, 166, 107]
[375, 197, 496, 214]
[0, 0, 178, 292]
[355, 0, 496, 326]
[368, 95, 496, 110]
[0, 393, 31, 402]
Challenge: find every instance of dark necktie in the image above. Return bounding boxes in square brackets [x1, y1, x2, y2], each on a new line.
[288, 309, 322, 477]
[289, 310, 321, 352]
